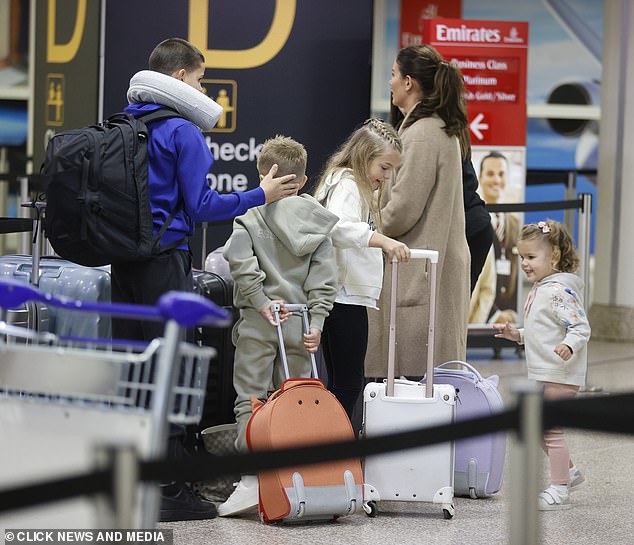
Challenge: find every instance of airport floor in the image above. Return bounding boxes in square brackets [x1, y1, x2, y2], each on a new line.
[161, 339, 634, 545]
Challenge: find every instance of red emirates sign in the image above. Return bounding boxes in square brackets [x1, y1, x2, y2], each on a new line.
[399, 1, 462, 48]
[422, 18, 528, 146]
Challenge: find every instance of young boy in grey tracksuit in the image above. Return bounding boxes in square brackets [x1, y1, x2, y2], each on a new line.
[219, 135, 338, 517]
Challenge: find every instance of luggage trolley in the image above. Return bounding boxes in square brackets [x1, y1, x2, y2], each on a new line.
[0, 280, 231, 529]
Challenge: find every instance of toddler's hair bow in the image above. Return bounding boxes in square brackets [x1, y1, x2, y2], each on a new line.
[537, 221, 551, 234]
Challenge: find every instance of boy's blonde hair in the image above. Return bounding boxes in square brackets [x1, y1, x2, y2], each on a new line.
[314, 118, 402, 229]
[520, 219, 580, 273]
[257, 135, 307, 179]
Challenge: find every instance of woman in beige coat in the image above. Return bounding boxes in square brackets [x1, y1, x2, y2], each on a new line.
[366, 45, 471, 378]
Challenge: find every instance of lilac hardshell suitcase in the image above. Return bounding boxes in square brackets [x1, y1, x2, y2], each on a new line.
[423, 360, 505, 498]
[0, 255, 111, 338]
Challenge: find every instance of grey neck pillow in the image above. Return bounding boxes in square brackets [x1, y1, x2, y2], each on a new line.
[127, 70, 223, 131]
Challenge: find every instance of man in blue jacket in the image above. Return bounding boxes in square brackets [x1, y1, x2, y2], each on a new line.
[116, 37, 298, 522]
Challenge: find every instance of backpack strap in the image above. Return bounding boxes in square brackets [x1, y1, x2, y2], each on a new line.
[151, 208, 187, 254]
[137, 107, 182, 125]
[137, 108, 190, 254]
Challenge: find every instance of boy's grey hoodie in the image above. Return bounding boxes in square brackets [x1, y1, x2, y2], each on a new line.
[519, 272, 591, 387]
[223, 194, 338, 331]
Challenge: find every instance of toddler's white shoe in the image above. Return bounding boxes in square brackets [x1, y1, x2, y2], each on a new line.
[538, 485, 571, 511]
[569, 467, 586, 492]
[217, 475, 258, 517]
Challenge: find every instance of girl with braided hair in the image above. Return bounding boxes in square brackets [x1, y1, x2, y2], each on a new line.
[494, 219, 590, 510]
[366, 44, 471, 379]
[315, 118, 410, 420]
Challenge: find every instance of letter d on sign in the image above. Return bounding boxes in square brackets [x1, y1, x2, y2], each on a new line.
[188, 0, 295, 69]
[47, 0, 87, 63]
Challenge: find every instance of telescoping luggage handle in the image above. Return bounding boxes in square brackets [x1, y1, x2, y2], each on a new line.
[387, 249, 438, 398]
[272, 303, 319, 379]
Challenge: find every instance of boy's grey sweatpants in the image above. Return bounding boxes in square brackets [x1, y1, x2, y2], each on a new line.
[232, 308, 312, 453]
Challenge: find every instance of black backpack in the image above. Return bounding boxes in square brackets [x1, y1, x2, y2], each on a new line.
[43, 109, 185, 267]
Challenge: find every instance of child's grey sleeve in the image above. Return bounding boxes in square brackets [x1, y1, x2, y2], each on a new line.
[223, 222, 270, 311]
[303, 238, 338, 331]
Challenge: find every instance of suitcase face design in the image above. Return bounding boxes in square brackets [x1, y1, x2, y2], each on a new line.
[427, 365, 506, 498]
[363, 380, 456, 504]
[247, 378, 363, 523]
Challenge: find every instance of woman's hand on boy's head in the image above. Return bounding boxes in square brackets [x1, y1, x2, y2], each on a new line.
[260, 163, 298, 203]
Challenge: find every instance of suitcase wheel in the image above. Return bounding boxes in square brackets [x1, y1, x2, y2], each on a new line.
[442, 503, 455, 519]
[363, 500, 378, 518]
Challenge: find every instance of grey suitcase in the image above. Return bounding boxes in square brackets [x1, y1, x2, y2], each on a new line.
[0, 255, 111, 338]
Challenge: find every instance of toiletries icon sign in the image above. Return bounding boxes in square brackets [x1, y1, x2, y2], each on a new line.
[203, 79, 237, 133]
[46, 74, 65, 127]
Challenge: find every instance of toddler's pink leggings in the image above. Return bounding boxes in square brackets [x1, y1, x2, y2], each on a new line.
[541, 381, 580, 485]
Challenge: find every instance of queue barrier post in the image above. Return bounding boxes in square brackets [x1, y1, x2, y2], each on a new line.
[577, 193, 592, 309]
[95, 444, 140, 529]
[509, 380, 542, 545]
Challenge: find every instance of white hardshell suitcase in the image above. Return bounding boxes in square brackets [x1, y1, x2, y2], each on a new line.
[362, 249, 456, 519]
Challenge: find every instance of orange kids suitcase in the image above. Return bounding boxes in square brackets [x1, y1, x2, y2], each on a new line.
[246, 303, 363, 523]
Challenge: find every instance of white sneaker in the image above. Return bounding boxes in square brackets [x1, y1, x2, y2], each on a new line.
[217, 475, 258, 517]
[569, 467, 586, 492]
[538, 485, 571, 511]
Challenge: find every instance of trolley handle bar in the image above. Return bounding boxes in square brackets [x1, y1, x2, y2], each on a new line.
[392, 249, 438, 263]
[0, 279, 231, 328]
[283, 303, 307, 313]
[271, 302, 319, 378]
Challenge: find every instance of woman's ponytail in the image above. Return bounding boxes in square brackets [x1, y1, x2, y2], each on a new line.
[396, 45, 469, 156]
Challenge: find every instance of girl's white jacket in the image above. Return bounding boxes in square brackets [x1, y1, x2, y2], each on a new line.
[316, 168, 383, 307]
[519, 272, 591, 387]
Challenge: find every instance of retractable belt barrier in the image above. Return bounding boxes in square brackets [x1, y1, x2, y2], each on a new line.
[1, 391, 632, 514]
[0, 217, 33, 234]
[487, 198, 587, 213]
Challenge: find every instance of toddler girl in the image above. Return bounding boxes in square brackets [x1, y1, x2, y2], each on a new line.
[494, 219, 591, 510]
